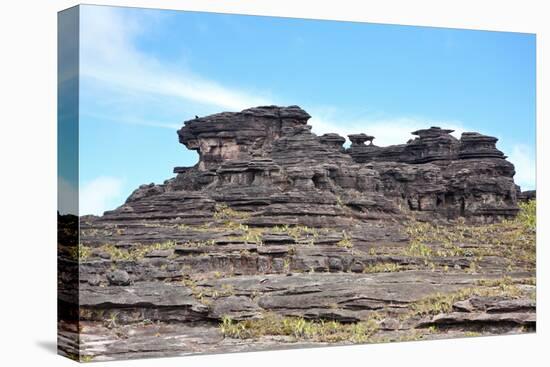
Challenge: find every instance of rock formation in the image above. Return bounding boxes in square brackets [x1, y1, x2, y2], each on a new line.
[105, 105, 520, 225]
[58, 106, 535, 361]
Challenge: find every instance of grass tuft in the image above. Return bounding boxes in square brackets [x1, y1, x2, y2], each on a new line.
[220, 312, 379, 343]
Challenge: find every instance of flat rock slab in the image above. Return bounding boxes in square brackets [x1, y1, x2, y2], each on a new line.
[419, 311, 535, 327]
[79, 282, 199, 308]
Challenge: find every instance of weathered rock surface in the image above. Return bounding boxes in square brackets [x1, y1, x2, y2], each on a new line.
[58, 106, 535, 361]
[102, 106, 521, 225]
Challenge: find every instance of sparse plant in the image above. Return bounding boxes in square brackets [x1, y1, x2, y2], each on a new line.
[405, 241, 432, 258]
[213, 203, 250, 221]
[408, 280, 526, 318]
[337, 231, 353, 249]
[283, 258, 291, 273]
[517, 200, 536, 231]
[363, 263, 403, 273]
[272, 224, 319, 243]
[219, 312, 379, 343]
[68, 244, 92, 261]
[402, 201, 536, 270]
[106, 311, 119, 329]
[80, 355, 94, 363]
[464, 331, 481, 337]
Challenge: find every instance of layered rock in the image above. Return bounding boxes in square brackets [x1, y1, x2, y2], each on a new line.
[64, 106, 535, 361]
[105, 106, 519, 224]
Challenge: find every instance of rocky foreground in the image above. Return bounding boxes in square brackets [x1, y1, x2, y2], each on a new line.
[58, 106, 535, 361]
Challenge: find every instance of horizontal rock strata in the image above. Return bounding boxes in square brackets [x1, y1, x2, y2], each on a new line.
[58, 106, 535, 361]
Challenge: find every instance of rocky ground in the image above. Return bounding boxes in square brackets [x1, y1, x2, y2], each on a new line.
[58, 106, 536, 361]
[58, 201, 535, 361]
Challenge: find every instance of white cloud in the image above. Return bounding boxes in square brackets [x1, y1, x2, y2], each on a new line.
[508, 144, 536, 190]
[77, 5, 536, 194]
[80, 6, 270, 114]
[83, 112, 181, 130]
[80, 177, 124, 216]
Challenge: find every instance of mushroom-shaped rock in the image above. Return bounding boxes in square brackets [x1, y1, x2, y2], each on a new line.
[402, 126, 460, 163]
[459, 132, 506, 159]
[411, 126, 454, 139]
[348, 133, 375, 146]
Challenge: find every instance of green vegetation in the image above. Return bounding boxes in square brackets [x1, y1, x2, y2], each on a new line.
[363, 263, 404, 273]
[464, 331, 482, 337]
[76, 241, 178, 262]
[336, 231, 353, 249]
[213, 203, 250, 221]
[404, 241, 433, 257]
[272, 224, 319, 244]
[68, 244, 92, 262]
[106, 311, 119, 328]
[220, 312, 380, 343]
[80, 355, 94, 363]
[283, 258, 291, 273]
[225, 224, 264, 244]
[517, 200, 536, 231]
[403, 200, 536, 269]
[108, 240, 177, 260]
[408, 280, 527, 317]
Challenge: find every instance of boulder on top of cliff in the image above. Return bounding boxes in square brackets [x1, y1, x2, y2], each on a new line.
[348, 133, 375, 146]
[402, 126, 460, 163]
[459, 132, 506, 159]
[411, 126, 455, 139]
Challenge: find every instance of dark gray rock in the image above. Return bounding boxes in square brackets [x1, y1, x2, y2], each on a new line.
[100, 106, 520, 225]
[518, 189, 536, 203]
[106, 270, 131, 286]
[70, 105, 535, 360]
[210, 296, 263, 320]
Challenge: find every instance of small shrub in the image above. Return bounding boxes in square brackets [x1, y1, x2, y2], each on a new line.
[68, 244, 92, 261]
[405, 241, 432, 258]
[213, 203, 250, 221]
[337, 231, 353, 249]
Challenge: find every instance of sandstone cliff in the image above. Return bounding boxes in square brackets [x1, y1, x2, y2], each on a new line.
[106, 105, 520, 226]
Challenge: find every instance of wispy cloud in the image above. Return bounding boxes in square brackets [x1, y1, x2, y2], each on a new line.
[84, 112, 181, 130]
[80, 5, 271, 117]
[80, 176, 124, 216]
[78, 5, 535, 192]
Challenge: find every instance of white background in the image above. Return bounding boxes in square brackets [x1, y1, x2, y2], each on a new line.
[0, 0, 547, 366]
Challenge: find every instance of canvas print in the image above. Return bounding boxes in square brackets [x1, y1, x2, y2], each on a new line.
[57, 4, 536, 362]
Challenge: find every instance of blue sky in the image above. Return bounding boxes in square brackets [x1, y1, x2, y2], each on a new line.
[68, 5, 535, 215]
